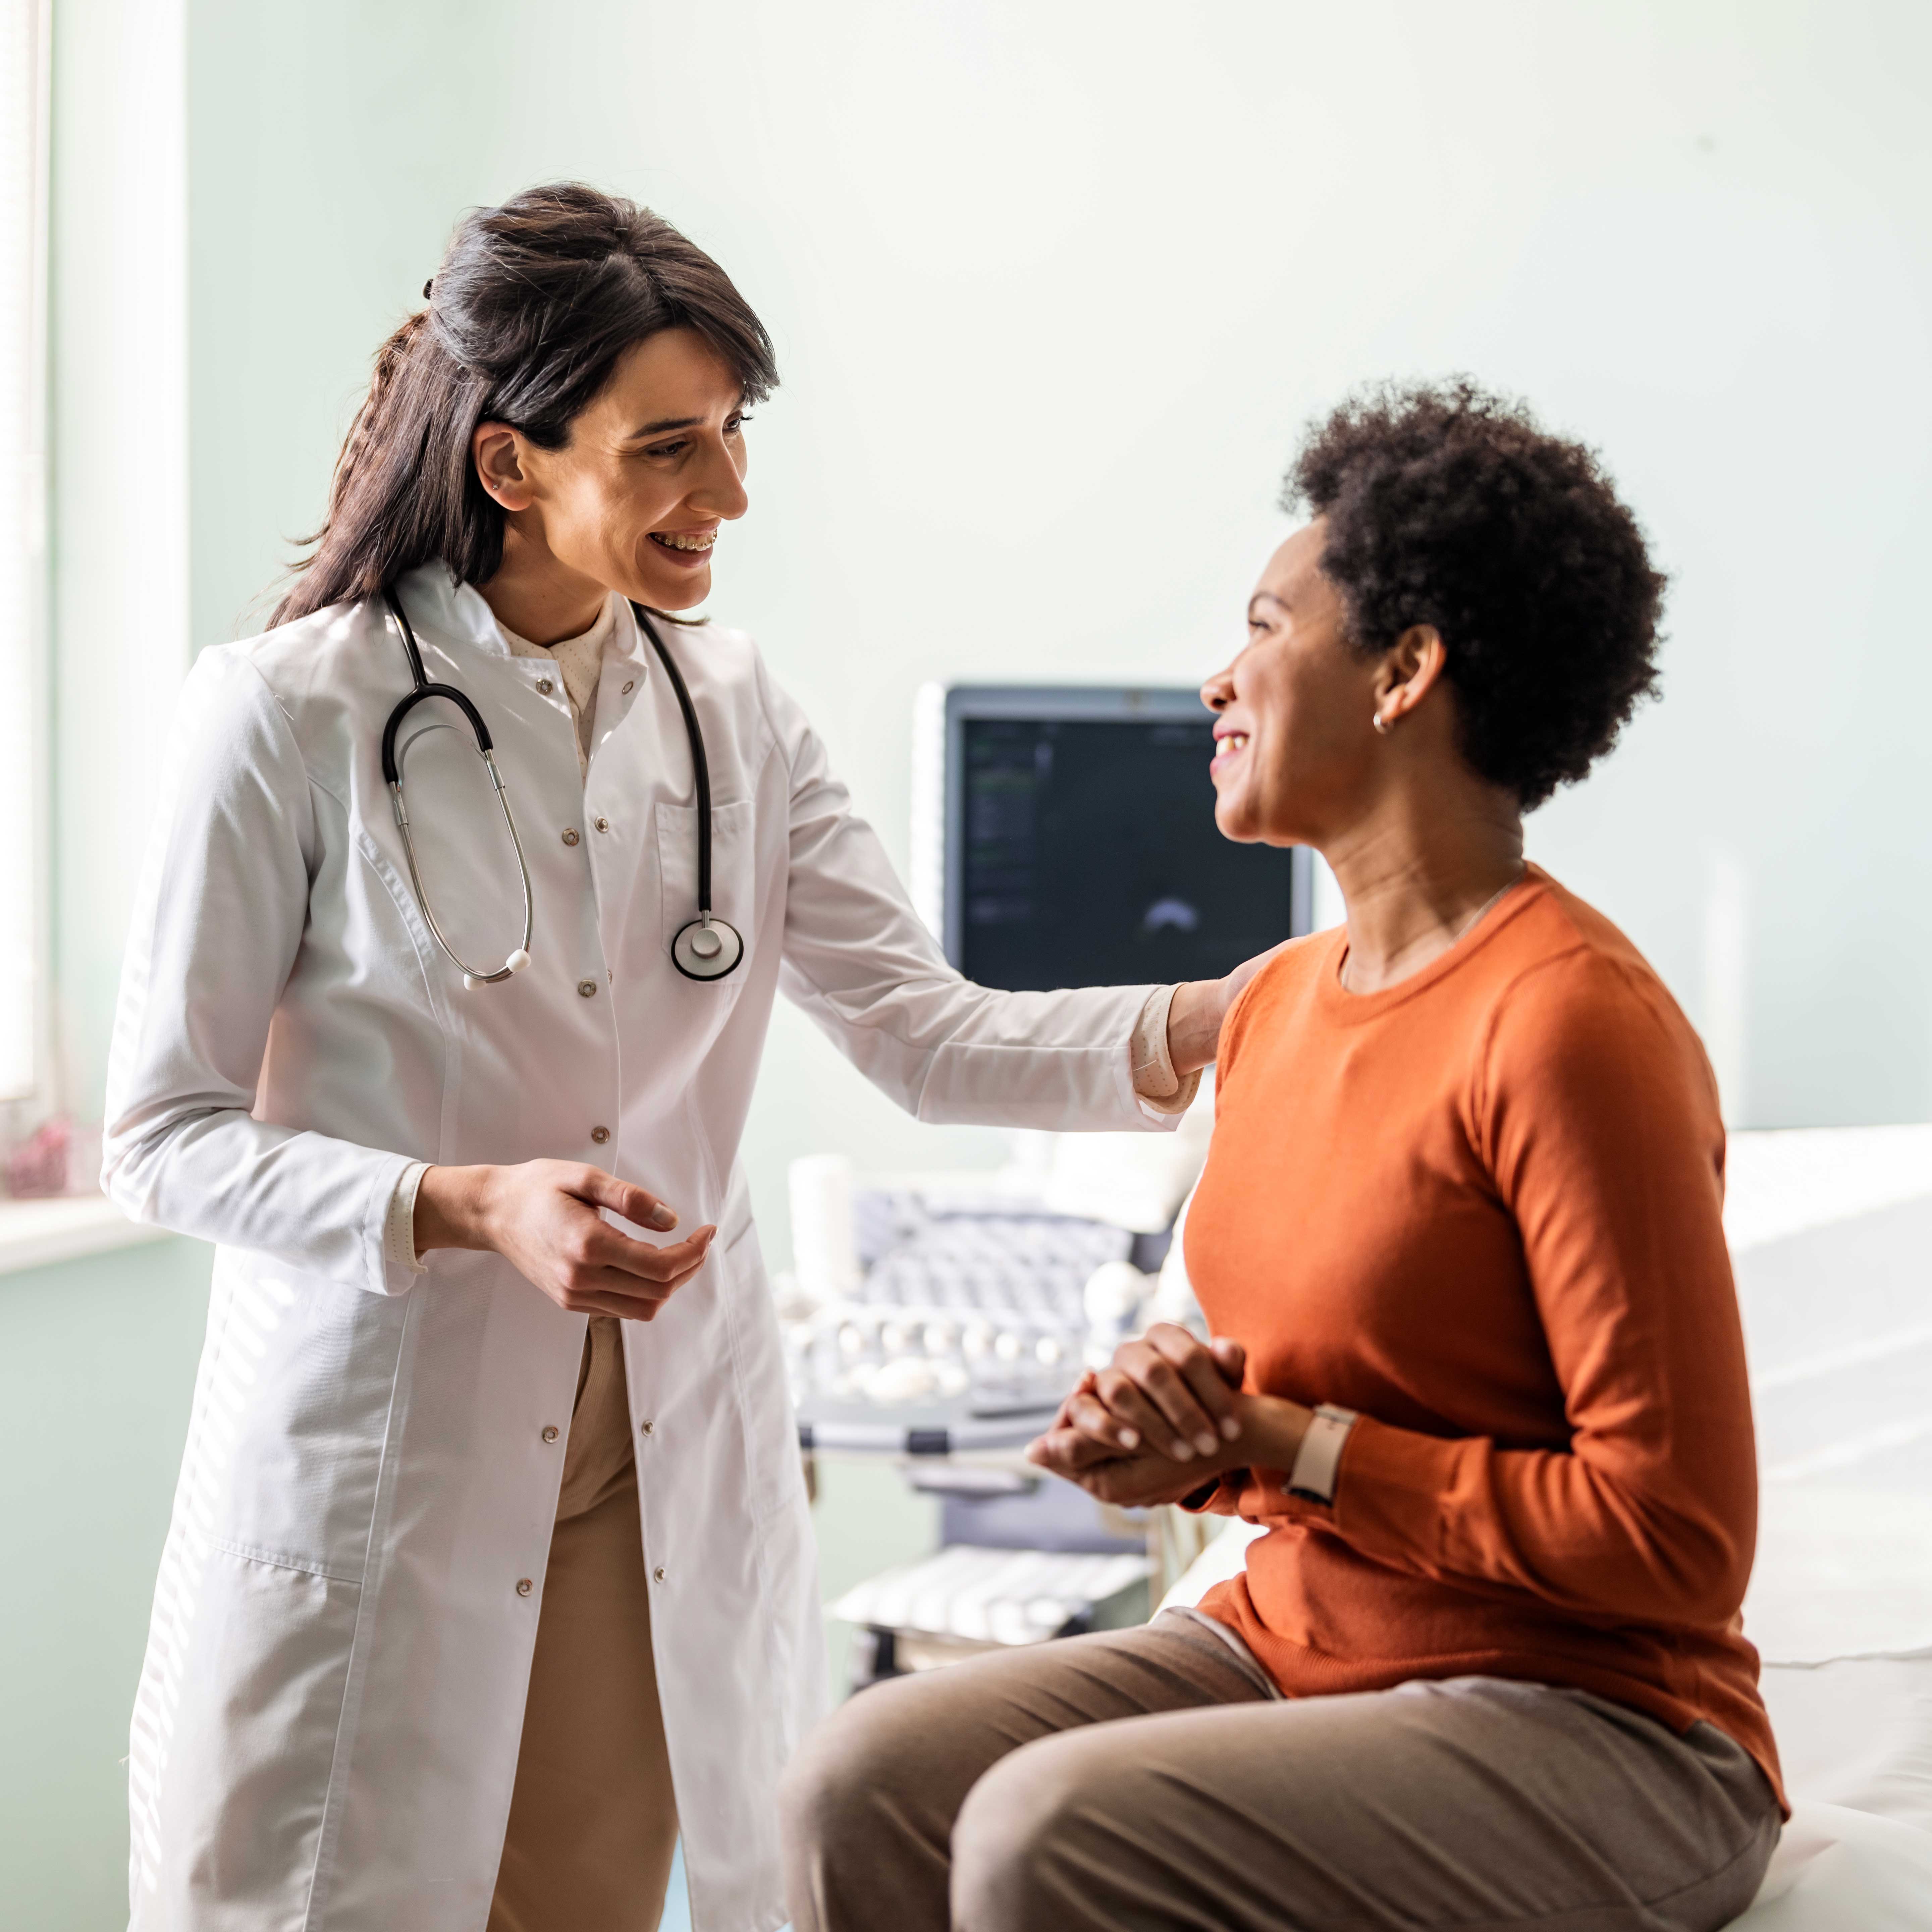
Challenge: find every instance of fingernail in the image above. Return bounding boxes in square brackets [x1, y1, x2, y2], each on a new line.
[1172, 1441, 1195, 1462]
[648, 1206, 677, 1230]
[1221, 1416, 1241, 1441]
[1118, 1428, 1139, 1450]
[1195, 1433, 1217, 1456]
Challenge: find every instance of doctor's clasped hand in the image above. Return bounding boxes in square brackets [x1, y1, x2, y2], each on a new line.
[412, 1160, 717, 1321]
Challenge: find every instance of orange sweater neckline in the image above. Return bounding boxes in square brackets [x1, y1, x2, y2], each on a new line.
[1320, 863, 1546, 1024]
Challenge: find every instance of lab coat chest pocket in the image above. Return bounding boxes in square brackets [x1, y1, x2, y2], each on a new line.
[656, 799, 755, 985]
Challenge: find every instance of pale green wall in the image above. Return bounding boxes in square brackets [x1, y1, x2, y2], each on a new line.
[0, 1238, 212, 1929]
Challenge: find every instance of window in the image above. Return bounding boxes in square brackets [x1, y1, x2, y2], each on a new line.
[0, 0, 49, 1106]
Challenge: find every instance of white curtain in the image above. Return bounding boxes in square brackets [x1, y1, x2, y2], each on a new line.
[0, 0, 48, 1104]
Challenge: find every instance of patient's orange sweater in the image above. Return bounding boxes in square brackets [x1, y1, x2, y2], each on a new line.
[1186, 866, 1783, 1807]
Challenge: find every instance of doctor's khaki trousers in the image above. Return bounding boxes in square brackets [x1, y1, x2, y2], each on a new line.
[488, 1318, 678, 1932]
[780, 1609, 1780, 1932]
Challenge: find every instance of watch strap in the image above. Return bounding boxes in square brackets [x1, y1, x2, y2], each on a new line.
[1286, 1403, 1358, 1505]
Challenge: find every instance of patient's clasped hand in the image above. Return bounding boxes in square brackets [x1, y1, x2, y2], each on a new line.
[1027, 1324, 1288, 1507]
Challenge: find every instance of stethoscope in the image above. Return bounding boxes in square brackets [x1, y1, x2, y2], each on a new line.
[380, 587, 746, 988]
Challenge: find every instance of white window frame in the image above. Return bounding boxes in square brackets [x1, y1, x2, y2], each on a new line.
[0, 0, 52, 1122]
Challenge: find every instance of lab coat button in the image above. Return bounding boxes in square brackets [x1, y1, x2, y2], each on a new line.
[594, 816, 610, 833]
[536, 678, 554, 696]
[653, 1566, 666, 1583]
[640, 1419, 654, 1436]
[516, 1578, 534, 1596]
[562, 827, 581, 847]
[541, 1425, 559, 1444]
[590, 1126, 610, 1144]
[577, 979, 598, 999]
[621, 679, 636, 695]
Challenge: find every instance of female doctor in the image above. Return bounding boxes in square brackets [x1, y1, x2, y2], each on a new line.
[103, 184, 1254, 1932]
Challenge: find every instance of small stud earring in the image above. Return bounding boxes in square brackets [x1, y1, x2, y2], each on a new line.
[1372, 707, 1393, 736]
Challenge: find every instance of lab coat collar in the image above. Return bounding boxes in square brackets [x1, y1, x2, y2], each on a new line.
[389, 564, 514, 658]
[390, 564, 654, 674]
[610, 595, 653, 671]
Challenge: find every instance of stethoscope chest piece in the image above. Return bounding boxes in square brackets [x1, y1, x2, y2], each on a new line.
[633, 600, 747, 984]
[672, 914, 745, 981]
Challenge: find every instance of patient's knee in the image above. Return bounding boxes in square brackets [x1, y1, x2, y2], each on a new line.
[951, 1735, 1115, 1932]
[781, 1674, 945, 1871]
[783, 1683, 902, 1846]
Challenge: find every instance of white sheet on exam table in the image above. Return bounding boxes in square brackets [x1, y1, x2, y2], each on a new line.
[1739, 1658, 1932, 1932]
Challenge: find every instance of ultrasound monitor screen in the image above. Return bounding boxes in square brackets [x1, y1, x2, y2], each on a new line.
[957, 713, 1300, 991]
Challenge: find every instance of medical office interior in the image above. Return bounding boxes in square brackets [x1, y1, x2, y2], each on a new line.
[3, 1, 1930, 1926]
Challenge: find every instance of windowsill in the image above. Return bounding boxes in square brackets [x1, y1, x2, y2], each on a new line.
[0, 1194, 173, 1277]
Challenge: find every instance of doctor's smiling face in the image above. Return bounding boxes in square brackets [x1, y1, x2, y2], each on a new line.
[470, 327, 751, 639]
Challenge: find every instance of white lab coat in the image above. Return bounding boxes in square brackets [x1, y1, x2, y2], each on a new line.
[104, 567, 1166, 1932]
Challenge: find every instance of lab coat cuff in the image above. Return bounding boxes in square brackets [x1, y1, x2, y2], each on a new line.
[1130, 984, 1201, 1118]
[377, 1157, 430, 1295]
[1125, 986, 1194, 1128]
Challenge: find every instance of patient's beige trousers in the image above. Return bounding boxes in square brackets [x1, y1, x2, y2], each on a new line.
[488, 1319, 678, 1932]
[781, 1609, 1780, 1932]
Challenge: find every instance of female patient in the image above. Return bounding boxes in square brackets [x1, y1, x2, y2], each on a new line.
[781, 382, 1783, 1932]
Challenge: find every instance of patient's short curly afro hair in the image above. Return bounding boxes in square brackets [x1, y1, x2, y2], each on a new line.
[1286, 379, 1665, 809]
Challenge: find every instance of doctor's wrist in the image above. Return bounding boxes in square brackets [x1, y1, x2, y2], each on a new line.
[1165, 979, 1229, 1075]
[413, 1164, 499, 1255]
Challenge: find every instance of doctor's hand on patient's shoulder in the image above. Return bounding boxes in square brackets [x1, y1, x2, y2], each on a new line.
[1165, 942, 1294, 1074]
[414, 1161, 716, 1321]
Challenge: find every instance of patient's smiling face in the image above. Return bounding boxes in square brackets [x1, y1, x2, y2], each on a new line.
[1201, 521, 1382, 847]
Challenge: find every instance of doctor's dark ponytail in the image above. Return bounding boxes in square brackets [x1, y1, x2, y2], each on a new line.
[270, 184, 778, 628]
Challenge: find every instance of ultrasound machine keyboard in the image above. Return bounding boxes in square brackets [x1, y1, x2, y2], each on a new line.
[785, 1189, 1133, 1424]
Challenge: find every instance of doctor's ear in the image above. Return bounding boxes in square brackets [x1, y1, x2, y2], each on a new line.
[472, 422, 537, 513]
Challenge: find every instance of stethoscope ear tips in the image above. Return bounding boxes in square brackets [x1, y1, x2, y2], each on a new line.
[505, 949, 531, 975]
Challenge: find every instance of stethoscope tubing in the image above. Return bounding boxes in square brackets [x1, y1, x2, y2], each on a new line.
[631, 604, 713, 918]
[382, 588, 537, 987]
[632, 604, 746, 982]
